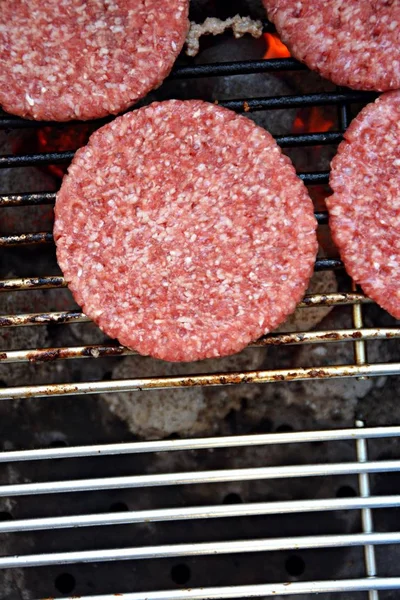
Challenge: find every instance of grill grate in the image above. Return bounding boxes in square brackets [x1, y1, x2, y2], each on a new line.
[0, 53, 400, 394]
[1, 423, 400, 598]
[0, 54, 400, 392]
[0, 58, 400, 382]
[1, 30, 400, 600]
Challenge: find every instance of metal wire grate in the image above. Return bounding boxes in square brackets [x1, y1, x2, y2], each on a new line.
[0, 423, 400, 598]
[0, 57, 400, 397]
[1, 31, 400, 599]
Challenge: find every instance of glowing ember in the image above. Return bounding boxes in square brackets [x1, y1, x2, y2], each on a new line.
[37, 125, 95, 178]
[262, 33, 334, 135]
[292, 104, 335, 210]
[263, 33, 290, 59]
[293, 106, 334, 134]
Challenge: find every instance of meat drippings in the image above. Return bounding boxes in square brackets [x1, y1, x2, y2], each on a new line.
[186, 15, 263, 57]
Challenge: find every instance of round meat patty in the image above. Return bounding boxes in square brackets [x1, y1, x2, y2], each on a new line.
[327, 91, 400, 319]
[0, 0, 188, 121]
[54, 100, 318, 362]
[262, 1, 400, 91]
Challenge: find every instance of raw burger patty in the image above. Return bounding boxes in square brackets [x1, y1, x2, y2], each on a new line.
[327, 91, 400, 319]
[54, 100, 318, 362]
[0, 0, 188, 121]
[262, 0, 400, 91]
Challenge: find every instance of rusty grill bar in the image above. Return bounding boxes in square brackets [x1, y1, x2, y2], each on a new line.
[3, 363, 400, 401]
[3, 327, 397, 365]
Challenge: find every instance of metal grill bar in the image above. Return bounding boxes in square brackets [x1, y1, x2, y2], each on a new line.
[0, 328, 398, 364]
[353, 283, 368, 373]
[4, 290, 370, 326]
[0, 276, 66, 291]
[2, 236, 341, 254]
[1, 459, 399, 497]
[1, 425, 399, 462]
[222, 92, 376, 113]
[0, 232, 53, 246]
[0, 310, 86, 327]
[11, 278, 348, 294]
[0, 133, 343, 172]
[0, 116, 109, 131]
[2, 363, 400, 400]
[0, 151, 74, 168]
[171, 58, 307, 78]
[0, 284, 367, 309]
[1, 532, 400, 569]
[0, 192, 56, 207]
[300, 172, 330, 184]
[0, 199, 330, 228]
[0, 163, 329, 185]
[35, 578, 400, 600]
[0, 86, 376, 133]
[299, 292, 372, 306]
[356, 421, 378, 600]
[0, 496, 399, 534]
[2, 425, 399, 462]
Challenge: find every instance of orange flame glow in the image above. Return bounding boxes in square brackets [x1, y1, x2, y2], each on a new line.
[293, 107, 334, 134]
[263, 33, 291, 59]
[36, 125, 95, 178]
[263, 33, 333, 135]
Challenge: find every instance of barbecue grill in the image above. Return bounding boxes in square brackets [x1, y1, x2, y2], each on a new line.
[1, 6, 400, 599]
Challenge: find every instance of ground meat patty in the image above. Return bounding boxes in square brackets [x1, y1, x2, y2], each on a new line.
[0, 1, 188, 121]
[54, 100, 318, 362]
[327, 91, 400, 319]
[262, 1, 400, 91]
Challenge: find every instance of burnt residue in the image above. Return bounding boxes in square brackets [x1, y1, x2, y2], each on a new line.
[26, 349, 63, 363]
[300, 292, 373, 308]
[81, 345, 126, 359]
[321, 332, 342, 340]
[167, 372, 260, 389]
[0, 232, 53, 247]
[386, 331, 400, 339]
[304, 366, 362, 380]
[48, 311, 85, 325]
[0, 311, 85, 328]
[0, 316, 15, 327]
[26, 345, 126, 363]
[272, 374, 285, 381]
[258, 333, 304, 346]
[0, 191, 56, 207]
[301, 294, 331, 307]
[27, 383, 80, 398]
[0, 276, 66, 291]
[308, 369, 331, 378]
